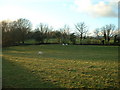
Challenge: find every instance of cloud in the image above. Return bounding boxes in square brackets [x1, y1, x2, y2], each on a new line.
[73, 0, 118, 17]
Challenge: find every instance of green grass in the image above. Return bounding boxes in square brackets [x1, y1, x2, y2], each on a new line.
[24, 38, 115, 45]
[24, 39, 59, 44]
[24, 39, 38, 44]
[2, 45, 119, 88]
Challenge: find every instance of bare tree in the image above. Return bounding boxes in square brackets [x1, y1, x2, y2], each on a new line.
[15, 18, 32, 44]
[34, 23, 50, 43]
[106, 24, 115, 38]
[45, 26, 53, 43]
[75, 22, 88, 44]
[1, 20, 15, 46]
[70, 33, 76, 44]
[60, 25, 70, 44]
[94, 28, 100, 38]
[101, 27, 107, 41]
[54, 31, 62, 43]
[101, 24, 115, 43]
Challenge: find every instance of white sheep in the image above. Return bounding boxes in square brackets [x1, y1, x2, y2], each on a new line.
[62, 43, 68, 45]
[38, 51, 43, 55]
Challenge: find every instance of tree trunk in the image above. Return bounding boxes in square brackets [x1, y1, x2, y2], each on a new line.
[107, 36, 110, 45]
[22, 41, 24, 44]
[80, 34, 82, 44]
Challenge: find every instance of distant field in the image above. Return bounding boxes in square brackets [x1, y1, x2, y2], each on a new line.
[24, 38, 115, 45]
[2, 45, 119, 88]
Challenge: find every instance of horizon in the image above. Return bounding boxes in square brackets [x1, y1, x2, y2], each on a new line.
[0, 0, 118, 35]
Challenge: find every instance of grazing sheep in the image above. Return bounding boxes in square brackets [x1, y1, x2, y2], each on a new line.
[38, 51, 43, 55]
[62, 43, 68, 45]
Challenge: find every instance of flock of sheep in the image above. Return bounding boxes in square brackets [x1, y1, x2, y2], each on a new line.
[37, 43, 68, 55]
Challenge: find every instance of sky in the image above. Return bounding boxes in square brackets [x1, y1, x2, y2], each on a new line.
[0, 0, 118, 34]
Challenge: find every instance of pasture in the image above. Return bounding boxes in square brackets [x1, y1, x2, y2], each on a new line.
[2, 45, 119, 88]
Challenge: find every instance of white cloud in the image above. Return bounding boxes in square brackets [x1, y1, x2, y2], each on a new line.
[73, 0, 118, 17]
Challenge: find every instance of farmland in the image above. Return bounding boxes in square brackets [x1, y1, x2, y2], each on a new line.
[2, 45, 119, 88]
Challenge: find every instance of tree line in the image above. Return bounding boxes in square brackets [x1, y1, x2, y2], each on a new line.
[0, 18, 120, 47]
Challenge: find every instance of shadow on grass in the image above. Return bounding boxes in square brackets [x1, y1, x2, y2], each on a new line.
[2, 58, 60, 88]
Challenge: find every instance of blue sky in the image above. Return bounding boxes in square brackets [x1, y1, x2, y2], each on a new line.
[0, 0, 118, 34]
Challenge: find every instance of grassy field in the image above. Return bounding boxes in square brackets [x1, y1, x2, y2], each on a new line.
[2, 45, 119, 88]
[24, 38, 115, 45]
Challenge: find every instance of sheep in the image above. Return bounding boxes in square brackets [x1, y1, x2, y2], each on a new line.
[62, 43, 68, 46]
[38, 51, 43, 55]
